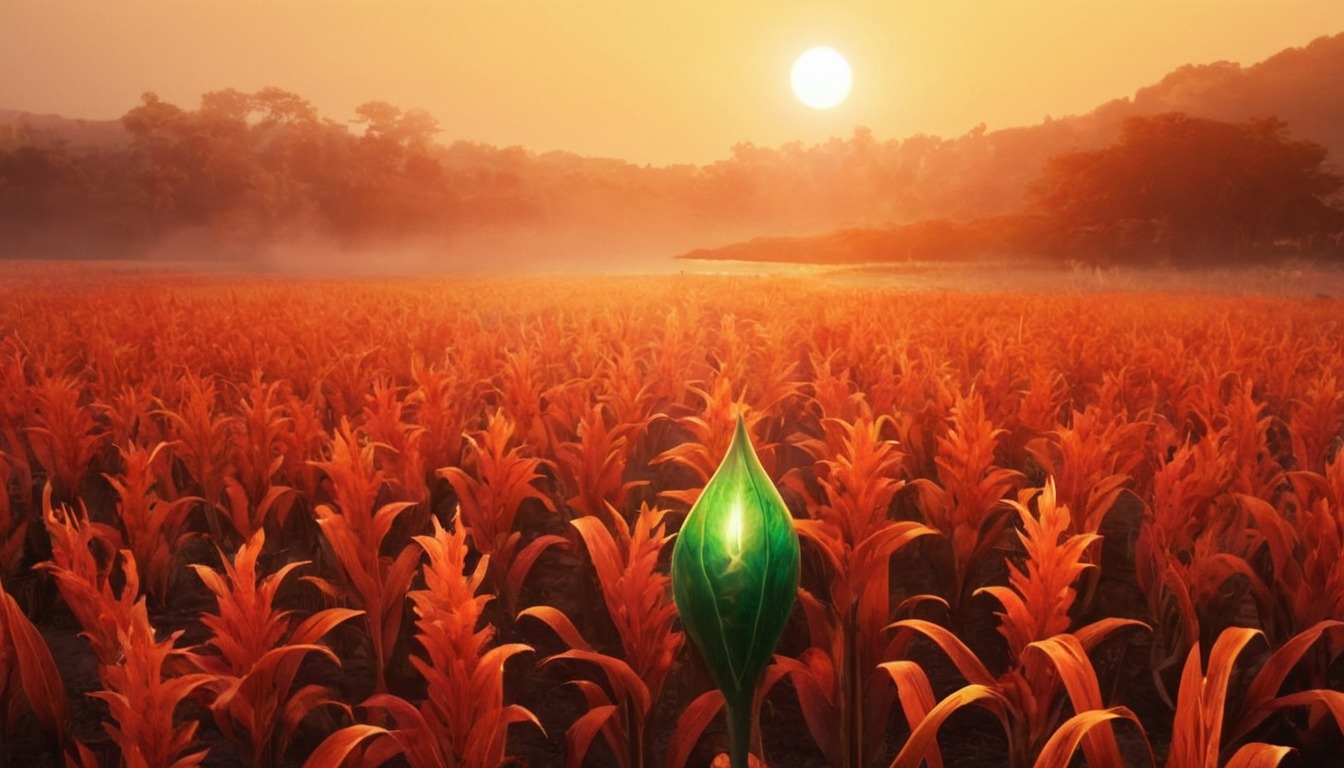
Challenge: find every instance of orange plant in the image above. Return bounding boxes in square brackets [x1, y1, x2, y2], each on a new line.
[520, 502, 681, 768]
[80, 601, 215, 768]
[917, 389, 1021, 607]
[192, 529, 363, 768]
[103, 441, 197, 607]
[25, 372, 107, 502]
[1288, 371, 1342, 474]
[9, 265, 1344, 766]
[310, 419, 422, 693]
[360, 376, 429, 505]
[317, 347, 381, 426]
[553, 403, 647, 523]
[1137, 431, 1278, 704]
[38, 486, 138, 668]
[220, 372, 299, 539]
[1165, 621, 1344, 767]
[777, 409, 939, 768]
[491, 347, 550, 454]
[1260, 459, 1344, 640]
[438, 409, 563, 613]
[884, 343, 954, 480]
[592, 338, 658, 430]
[1026, 402, 1148, 537]
[1024, 400, 1150, 617]
[1, 572, 70, 760]
[0, 454, 27, 580]
[652, 376, 784, 508]
[802, 345, 862, 423]
[277, 390, 330, 509]
[156, 371, 234, 538]
[303, 516, 540, 768]
[886, 481, 1145, 767]
[102, 379, 162, 450]
[405, 354, 468, 486]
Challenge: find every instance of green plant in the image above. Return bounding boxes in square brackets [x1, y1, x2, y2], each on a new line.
[671, 416, 799, 768]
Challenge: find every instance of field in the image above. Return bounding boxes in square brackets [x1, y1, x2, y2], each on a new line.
[2, 260, 1344, 768]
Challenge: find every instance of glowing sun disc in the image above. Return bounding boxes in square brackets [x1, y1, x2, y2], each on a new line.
[791, 46, 852, 109]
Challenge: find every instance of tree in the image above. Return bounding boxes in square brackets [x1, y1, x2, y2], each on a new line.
[1028, 113, 1344, 263]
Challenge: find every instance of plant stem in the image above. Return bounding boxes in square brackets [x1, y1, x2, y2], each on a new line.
[726, 698, 753, 768]
[627, 697, 644, 768]
[844, 601, 862, 768]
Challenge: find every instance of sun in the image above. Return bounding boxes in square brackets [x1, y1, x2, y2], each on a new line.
[791, 46, 852, 110]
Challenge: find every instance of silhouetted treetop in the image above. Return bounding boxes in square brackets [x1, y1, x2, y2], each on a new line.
[1028, 113, 1343, 262]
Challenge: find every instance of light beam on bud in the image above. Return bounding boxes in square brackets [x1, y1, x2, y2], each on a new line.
[671, 415, 800, 768]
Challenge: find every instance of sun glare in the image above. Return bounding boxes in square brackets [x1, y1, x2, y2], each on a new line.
[791, 46, 852, 110]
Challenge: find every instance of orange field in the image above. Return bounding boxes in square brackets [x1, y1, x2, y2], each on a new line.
[2, 263, 1343, 767]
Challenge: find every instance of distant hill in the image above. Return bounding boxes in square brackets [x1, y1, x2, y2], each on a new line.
[1130, 33, 1344, 161]
[679, 31, 1344, 264]
[865, 31, 1344, 223]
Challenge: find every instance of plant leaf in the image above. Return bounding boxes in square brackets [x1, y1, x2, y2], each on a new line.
[666, 688, 725, 768]
[1, 577, 70, 744]
[1222, 742, 1293, 768]
[888, 684, 1010, 768]
[1032, 707, 1152, 768]
[301, 724, 392, 768]
[565, 703, 621, 768]
[886, 618, 996, 686]
[518, 605, 596, 653]
[671, 415, 800, 710]
[1229, 620, 1344, 743]
[880, 660, 942, 768]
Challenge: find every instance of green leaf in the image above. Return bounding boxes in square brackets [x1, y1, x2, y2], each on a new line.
[672, 416, 799, 705]
[671, 414, 800, 766]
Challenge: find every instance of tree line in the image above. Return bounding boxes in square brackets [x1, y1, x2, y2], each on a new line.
[687, 114, 1344, 266]
[1, 88, 957, 259]
[2, 87, 1342, 264]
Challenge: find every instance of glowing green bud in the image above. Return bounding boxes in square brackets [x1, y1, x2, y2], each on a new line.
[671, 415, 800, 768]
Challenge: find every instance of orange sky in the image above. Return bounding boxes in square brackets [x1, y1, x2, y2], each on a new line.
[2, 1, 1341, 166]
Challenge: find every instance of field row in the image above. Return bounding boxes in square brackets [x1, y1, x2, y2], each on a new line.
[1, 269, 1343, 766]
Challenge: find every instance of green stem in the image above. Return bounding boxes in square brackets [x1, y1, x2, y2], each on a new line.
[726, 697, 753, 768]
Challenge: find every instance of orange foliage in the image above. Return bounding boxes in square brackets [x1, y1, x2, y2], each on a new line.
[0, 268, 1342, 765]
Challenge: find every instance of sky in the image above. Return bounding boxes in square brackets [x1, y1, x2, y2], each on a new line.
[2, 1, 1342, 167]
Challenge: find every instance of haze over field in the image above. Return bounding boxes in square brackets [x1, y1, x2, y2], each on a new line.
[2, 3, 1344, 271]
